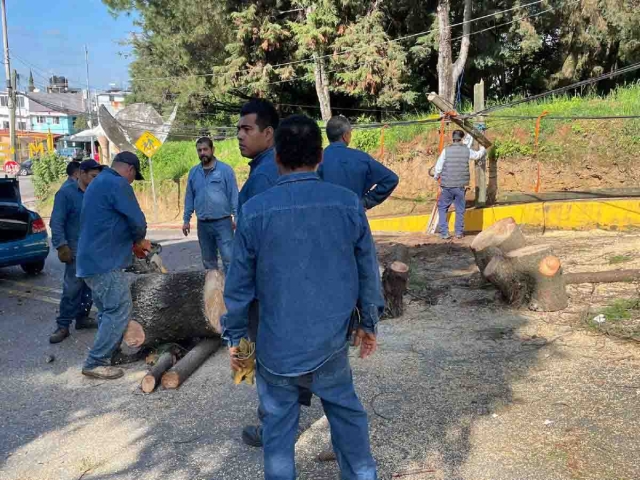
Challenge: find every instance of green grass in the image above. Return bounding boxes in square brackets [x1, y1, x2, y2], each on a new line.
[600, 298, 640, 322]
[609, 254, 634, 265]
[587, 298, 640, 342]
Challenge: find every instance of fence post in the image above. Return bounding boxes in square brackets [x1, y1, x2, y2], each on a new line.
[473, 79, 487, 206]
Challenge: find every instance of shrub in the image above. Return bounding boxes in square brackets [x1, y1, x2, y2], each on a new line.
[32, 153, 67, 200]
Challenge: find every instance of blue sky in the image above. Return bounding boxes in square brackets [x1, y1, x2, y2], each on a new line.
[2, 0, 136, 92]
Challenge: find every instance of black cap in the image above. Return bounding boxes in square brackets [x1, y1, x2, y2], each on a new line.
[114, 151, 144, 180]
[452, 130, 465, 140]
[79, 159, 104, 172]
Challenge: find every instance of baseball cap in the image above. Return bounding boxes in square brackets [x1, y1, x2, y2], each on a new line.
[79, 159, 104, 172]
[114, 151, 144, 180]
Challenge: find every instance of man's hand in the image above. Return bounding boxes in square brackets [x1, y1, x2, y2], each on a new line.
[228, 346, 243, 371]
[353, 328, 377, 359]
[133, 239, 151, 259]
[182, 223, 191, 237]
[57, 245, 73, 264]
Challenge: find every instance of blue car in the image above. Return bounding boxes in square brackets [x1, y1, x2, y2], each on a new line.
[0, 177, 49, 275]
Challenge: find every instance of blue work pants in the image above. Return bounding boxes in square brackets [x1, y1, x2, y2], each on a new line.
[56, 260, 92, 328]
[437, 187, 466, 237]
[197, 217, 234, 272]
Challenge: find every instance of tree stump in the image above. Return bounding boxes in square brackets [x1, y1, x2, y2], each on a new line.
[382, 261, 410, 318]
[123, 270, 225, 349]
[528, 255, 568, 312]
[470, 217, 526, 275]
[161, 338, 221, 389]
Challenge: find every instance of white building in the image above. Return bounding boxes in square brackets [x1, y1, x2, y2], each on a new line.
[0, 93, 32, 131]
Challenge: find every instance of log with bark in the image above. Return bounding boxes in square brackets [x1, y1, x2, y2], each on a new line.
[123, 269, 225, 349]
[141, 351, 175, 394]
[470, 217, 526, 274]
[382, 244, 410, 318]
[161, 338, 221, 389]
[565, 269, 640, 285]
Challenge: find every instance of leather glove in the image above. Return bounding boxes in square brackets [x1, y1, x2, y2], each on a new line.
[133, 239, 152, 259]
[233, 338, 256, 385]
[57, 245, 73, 264]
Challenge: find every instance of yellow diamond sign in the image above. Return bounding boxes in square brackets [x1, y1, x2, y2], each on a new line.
[135, 131, 162, 158]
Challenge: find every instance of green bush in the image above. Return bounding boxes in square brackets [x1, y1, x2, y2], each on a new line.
[32, 153, 67, 200]
[351, 128, 381, 153]
[493, 139, 534, 159]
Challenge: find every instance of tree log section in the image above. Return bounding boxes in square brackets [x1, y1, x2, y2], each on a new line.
[528, 255, 568, 312]
[427, 92, 493, 147]
[565, 269, 640, 285]
[161, 338, 221, 389]
[123, 270, 225, 349]
[141, 352, 175, 394]
[470, 217, 526, 274]
[382, 244, 411, 318]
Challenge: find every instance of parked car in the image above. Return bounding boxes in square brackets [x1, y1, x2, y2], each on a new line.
[56, 147, 84, 161]
[18, 159, 34, 176]
[0, 178, 49, 275]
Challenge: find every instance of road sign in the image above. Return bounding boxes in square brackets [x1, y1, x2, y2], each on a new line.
[135, 131, 162, 158]
[3, 160, 19, 175]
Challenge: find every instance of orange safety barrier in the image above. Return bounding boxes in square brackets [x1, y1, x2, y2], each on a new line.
[378, 125, 389, 158]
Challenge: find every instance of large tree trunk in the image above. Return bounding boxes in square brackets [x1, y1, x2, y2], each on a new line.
[470, 217, 526, 275]
[313, 53, 332, 121]
[437, 0, 471, 105]
[123, 270, 225, 349]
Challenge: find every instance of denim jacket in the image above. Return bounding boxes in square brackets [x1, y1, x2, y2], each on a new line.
[222, 172, 383, 376]
[237, 147, 279, 221]
[50, 182, 84, 253]
[183, 160, 238, 223]
[318, 142, 399, 209]
[76, 168, 147, 278]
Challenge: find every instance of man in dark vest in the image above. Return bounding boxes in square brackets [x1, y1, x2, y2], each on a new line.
[434, 130, 485, 239]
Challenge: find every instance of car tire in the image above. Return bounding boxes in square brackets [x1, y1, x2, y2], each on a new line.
[18, 168, 28, 176]
[21, 260, 45, 275]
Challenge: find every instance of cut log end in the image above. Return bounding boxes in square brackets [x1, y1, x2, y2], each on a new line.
[204, 269, 226, 334]
[161, 371, 180, 390]
[470, 217, 518, 252]
[390, 261, 409, 274]
[141, 375, 158, 394]
[539, 256, 561, 277]
[123, 320, 145, 348]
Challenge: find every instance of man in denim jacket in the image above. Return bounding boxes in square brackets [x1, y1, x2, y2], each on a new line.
[223, 115, 382, 480]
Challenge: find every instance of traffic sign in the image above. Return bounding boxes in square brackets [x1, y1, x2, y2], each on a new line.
[3, 160, 19, 175]
[135, 131, 162, 158]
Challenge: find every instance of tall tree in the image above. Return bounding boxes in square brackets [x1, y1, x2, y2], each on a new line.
[436, 0, 471, 105]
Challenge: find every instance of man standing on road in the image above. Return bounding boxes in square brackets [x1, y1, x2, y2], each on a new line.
[433, 130, 486, 240]
[49, 160, 103, 344]
[223, 115, 382, 480]
[319, 115, 399, 209]
[63, 161, 81, 187]
[182, 137, 238, 273]
[77, 152, 148, 380]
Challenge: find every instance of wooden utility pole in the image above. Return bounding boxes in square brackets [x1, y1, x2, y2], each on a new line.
[427, 92, 492, 147]
[473, 80, 487, 206]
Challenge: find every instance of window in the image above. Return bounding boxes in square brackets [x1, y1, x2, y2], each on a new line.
[52, 117, 60, 125]
[36, 116, 46, 123]
[18, 121, 26, 130]
[0, 96, 7, 107]
[2, 121, 9, 129]
[17, 96, 25, 108]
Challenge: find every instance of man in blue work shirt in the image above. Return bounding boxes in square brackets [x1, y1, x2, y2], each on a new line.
[433, 130, 485, 240]
[49, 160, 103, 344]
[63, 161, 81, 187]
[182, 137, 238, 273]
[77, 151, 148, 380]
[319, 115, 399, 209]
[223, 115, 382, 480]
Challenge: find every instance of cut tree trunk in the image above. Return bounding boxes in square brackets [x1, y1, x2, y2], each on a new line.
[123, 270, 225, 349]
[483, 245, 568, 311]
[161, 338, 221, 389]
[470, 217, 526, 274]
[565, 269, 640, 284]
[141, 352, 175, 394]
[382, 244, 411, 318]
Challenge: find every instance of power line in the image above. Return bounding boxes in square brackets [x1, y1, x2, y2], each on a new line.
[130, 0, 548, 83]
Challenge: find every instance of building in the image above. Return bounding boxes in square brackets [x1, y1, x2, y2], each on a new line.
[0, 93, 31, 131]
[26, 92, 87, 136]
[96, 89, 130, 116]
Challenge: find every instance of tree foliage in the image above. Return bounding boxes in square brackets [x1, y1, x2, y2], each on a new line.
[102, 0, 640, 123]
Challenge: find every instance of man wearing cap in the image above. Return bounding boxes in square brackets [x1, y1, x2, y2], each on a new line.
[49, 159, 103, 344]
[319, 115, 399, 210]
[182, 137, 238, 273]
[433, 130, 486, 239]
[76, 152, 148, 379]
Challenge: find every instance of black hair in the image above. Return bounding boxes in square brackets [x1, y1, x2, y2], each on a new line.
[196, 137, 213, 148]
[452, 130, 465, 141]
[240, 98, 280, 131]
[275, 115, 322, 170]
[66, 161, 81, 176]
[326, 115, 352, 142]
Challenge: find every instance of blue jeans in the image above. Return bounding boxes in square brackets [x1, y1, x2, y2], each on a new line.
[82, 271, 132, 369]
[197, 217, 234, 272]
[437, 187, 466, 237]
[56, 260, 92, 328]
[257, 347, 377, 480]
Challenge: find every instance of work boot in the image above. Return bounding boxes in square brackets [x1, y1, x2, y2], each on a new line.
[242, 425, 263, 448]
[49, 327, 70, 344]
[82, 366, 124, 380]
[75, 317, 98, 330]
[317, 450, 337, 462]
[455, 234, 464, 240]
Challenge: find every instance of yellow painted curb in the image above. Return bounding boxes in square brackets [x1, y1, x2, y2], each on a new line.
[369, 197, 640, 233]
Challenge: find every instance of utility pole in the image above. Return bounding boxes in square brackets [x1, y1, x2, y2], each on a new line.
[85, 44, 96, 157]
[473, 79, 487, 206]
[1, 0, 17, 162]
